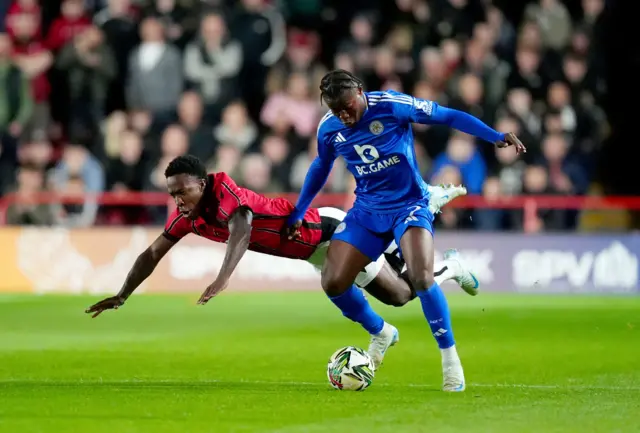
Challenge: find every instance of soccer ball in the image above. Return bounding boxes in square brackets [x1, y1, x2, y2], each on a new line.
[327, 346, 375, 391]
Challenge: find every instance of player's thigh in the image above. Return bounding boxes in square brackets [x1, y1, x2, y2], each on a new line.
[306, 241, 328, 272]
[353, 253, 385, 288]
[394, 204, 436, 289]
[382, 240, 405, 274]
[399, 227, 436, 289]
[361, 260, 414, 307]
[323, 240, 373, 296]
[323, 210, 388, 296]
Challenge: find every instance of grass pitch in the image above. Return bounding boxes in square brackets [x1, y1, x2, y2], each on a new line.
[0, 292, 638, 433]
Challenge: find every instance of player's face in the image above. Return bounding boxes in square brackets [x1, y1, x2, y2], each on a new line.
[325, 88, 366, 127]
[167, 174, 206, 220]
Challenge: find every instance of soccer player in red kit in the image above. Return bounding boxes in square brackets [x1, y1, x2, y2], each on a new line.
[163, 165, 324, 263]
[86, 156, 475, 360]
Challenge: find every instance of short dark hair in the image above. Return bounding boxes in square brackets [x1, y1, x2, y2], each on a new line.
[164, 155, 207, 180]
[319, 69, 364, 103]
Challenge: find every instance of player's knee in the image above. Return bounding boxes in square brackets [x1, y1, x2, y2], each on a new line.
[407, 270, 434, 293]
[321, 271, 350, 297]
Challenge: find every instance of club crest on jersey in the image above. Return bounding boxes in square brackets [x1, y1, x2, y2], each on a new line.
[335, 222, 346, 234]
[369, 121, 384, 135]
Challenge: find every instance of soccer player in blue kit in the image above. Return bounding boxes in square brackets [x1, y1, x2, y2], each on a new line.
[285, 70, 526, 392]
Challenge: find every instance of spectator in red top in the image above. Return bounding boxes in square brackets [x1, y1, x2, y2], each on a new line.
[5, 0, 41, 41]
[46, 0, 91, 52]
[10, 11, 52, 136]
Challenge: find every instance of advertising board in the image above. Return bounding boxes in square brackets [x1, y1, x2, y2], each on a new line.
[0, 228, 637, 294]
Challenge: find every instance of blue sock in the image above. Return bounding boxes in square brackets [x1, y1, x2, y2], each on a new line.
[329, 285, 385, 335]
[416, 282, 455, 349]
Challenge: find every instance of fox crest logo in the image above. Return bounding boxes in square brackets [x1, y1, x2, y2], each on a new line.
[369, 120, 384, 135]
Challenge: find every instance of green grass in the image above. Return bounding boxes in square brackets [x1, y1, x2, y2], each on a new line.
[0, 292, 638, 433]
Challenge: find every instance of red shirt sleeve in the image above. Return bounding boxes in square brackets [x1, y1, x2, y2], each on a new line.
[216, 173, 248, 221]
[163, 209, 192, 242]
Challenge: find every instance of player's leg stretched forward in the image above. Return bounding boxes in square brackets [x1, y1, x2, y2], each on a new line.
[360, 240, 479, 307]
[320, 239, 399, 370]
[399, 226, 466, 392]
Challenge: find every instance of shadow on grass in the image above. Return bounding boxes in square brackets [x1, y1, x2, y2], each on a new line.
[0, 379, 443, 393]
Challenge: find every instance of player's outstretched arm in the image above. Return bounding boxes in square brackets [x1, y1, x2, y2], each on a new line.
[286, 156, 334, 239]
[405, 95, 526, 154]
[436, 107, 526, 154]
[85, 234, 176, 318]
[197, 207, 253, 304]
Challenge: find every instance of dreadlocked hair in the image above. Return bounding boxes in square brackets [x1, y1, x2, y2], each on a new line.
[164, 155, 207, 180]
[319, 69, 364, 104]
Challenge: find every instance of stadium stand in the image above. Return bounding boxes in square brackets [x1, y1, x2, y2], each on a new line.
[0, 0, 620, 231]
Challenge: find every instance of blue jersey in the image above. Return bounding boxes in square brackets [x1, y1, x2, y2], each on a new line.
[290, 90, 503, 222]
[318, 91, 430, 211]
[317, 91, 437, 211]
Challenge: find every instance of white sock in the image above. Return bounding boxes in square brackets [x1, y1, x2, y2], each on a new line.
[434, 259, 460, 286]
[441, 345, 460, 365]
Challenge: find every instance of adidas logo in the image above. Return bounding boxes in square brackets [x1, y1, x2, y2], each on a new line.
[335, 132, 346, 143]
[433, 328, 448, 337]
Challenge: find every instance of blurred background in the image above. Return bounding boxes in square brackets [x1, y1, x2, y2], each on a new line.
[0, 0, 636, 234]
[0, 7, 638, 428]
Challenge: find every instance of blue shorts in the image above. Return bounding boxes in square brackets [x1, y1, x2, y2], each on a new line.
[331, 200, 435, 262]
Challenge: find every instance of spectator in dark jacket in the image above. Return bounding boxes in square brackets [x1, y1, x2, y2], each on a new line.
[0, 33, 33, 195]
[56, 25, 117, 141]
[0, 33, 33, 136]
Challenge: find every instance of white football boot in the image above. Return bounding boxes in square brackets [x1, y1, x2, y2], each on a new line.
[427, 184, 467, 214]
[367, 322, 399, 370]
[442, 349, 466, 392]
[444, 248, 480, 296]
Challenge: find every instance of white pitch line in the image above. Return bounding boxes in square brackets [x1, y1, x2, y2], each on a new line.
[1, 378, 639, 391]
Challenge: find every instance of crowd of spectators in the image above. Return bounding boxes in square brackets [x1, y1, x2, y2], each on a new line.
[0, 0, 607, 231]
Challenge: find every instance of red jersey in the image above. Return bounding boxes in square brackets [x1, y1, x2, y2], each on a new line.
[46, 16, 92, 51]
[163, 173, 323, 260]
[12, 40, 50, 102]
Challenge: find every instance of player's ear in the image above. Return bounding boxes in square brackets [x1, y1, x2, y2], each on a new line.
[199, 178, 206, 191]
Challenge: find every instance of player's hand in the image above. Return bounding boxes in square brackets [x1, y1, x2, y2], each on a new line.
[496, 132, 526, 155]
[283, 219, 302, 240]
[85, 296, 125, 318]
[197, 279, 229, 305]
